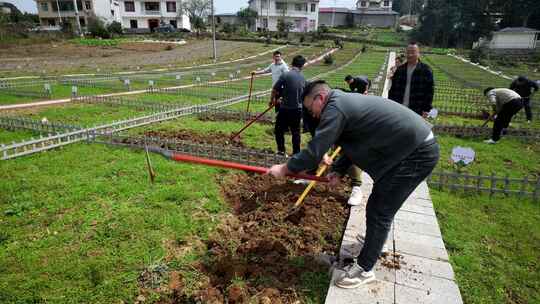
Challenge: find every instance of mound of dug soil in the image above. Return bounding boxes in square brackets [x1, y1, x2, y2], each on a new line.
[148, 174, 352, 303]
[144, 130, 246, 148]
[117, 129, 249, 150]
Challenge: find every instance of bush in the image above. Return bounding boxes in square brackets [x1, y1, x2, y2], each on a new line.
[470, 46, 487, 64]
[87, 16, 110, 39]
[107, 21, 123, 36]
[319, 24, 329, 33]
[221, 23, 237, 34]
[323, 54, 334, 65]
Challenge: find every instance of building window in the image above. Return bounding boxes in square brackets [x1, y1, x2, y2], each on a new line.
[311, 3, 316, 12]
[46, 18, 56, 26]
[170, 20, 177, 28]
[79, 17, 86, 26]
[125, 1, 135, 12]
[40, 2, 48, 11]
[52, 1, 82, 12]
[294, 3, 306, 11]
[384, 0, 390, 6]
[145, 2, 160, 11]
[166, 1, 176, 12]
[275, 2, 286, 12]
[361, 1, 367, 7]
[84, 1, 91, 10]
[130, 19, 138, 28]
[261, 0, 267, 9]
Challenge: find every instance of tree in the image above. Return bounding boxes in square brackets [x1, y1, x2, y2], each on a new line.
[191, 16, 206, 35]
[237, 7, 258, 31]
[277, 18, 292, 38]
[413, 0, 496, 48]
[181, 0, 211, 23]
[496, 0, 540, 29]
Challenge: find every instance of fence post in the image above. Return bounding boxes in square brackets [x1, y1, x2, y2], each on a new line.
[489, 172, 496, 198]
[533, 177, 540, 203]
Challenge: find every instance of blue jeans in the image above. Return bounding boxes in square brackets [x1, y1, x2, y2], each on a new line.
[357, 138, 440, 271]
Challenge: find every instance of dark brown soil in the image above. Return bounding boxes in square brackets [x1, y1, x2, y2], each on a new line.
[143, 130, 246, 148]
[380, 252, 405, 270]
[149, 173, 351, 303]
[198, 112, 274, 125]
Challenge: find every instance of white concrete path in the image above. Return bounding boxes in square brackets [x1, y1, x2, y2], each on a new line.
[325, 173, 463, 304]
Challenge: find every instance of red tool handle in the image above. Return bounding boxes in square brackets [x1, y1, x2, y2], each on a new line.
[230, 103, 275, 141]
[169, 153, 328, 183]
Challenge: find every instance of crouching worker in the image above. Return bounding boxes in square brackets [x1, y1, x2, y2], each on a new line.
[344, 75, 371, 94]
[267, 80, 439, 289]
[483, 87, 523, 144]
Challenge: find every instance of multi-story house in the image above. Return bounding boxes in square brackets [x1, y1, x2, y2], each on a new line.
[118, 0, 190, 32]
[319, 0, 397, 28]
[354, 0, 398, 27]
[35, 0, 121, 29]
[35, 0, 189, 32]
[248, 0, 319, 32]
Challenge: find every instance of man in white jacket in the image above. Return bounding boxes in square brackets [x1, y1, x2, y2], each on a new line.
[483, 87, 523, 144]
[252, 50, 290, 86]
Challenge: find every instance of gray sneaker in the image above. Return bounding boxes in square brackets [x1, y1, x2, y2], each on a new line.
[335, 263, 375, 289]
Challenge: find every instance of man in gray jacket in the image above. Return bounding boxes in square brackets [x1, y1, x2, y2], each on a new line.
[268, 80, 439, 289]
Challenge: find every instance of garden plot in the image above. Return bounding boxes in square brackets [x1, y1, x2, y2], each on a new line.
[427, 64, 540, 127]
[1, 103, 153, 129]
[0, 40, 285, 77]
[0, 45, 329, 106]
[424, 54, 509, 87]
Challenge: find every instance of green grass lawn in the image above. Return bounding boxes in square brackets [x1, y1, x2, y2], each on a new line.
[3, 103, 151, 128]
[435, 134, 540, 178]
[432, 190, 540, 304]
[0, 143, 226, 303]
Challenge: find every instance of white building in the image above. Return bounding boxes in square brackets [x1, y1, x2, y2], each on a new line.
[248, 0, 320, 32]
[35, 0, 190, 32]
[353, 0, 398, 27]
[35, 0, 120, 29]
[118, 0, 190, 33]
[487, 27, 540, 50]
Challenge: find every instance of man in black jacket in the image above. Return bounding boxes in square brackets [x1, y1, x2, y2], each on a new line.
[510, 75, 538, 123]
[388, 42, 434, 117]
[268, 80, 439, 289]
[344, 75, 371, 94]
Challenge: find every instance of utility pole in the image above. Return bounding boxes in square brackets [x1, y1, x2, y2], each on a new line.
[409, 0, 413, 25]
[331, 0, 336, 28]
[211, 0, 217, 62]
[72, 0, 83, 37]
[55, 0, 62, 24]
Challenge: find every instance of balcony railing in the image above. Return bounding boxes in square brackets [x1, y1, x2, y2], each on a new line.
[144, 10, 161, 15]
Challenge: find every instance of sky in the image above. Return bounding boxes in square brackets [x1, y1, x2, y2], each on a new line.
[7, 0, 358, 14]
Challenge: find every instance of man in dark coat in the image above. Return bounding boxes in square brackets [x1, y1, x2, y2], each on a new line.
[388, 42, 434, 117]
[510, 75, 538, 123]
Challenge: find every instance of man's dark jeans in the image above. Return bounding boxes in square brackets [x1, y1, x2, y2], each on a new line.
[275, 108, 302, 154]
[356, 138, 440, 272]
[523, 97, 532, 121]
[492, 98, 523, 141]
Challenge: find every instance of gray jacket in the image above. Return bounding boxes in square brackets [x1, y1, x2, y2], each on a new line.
[287, 90, 433, 182]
